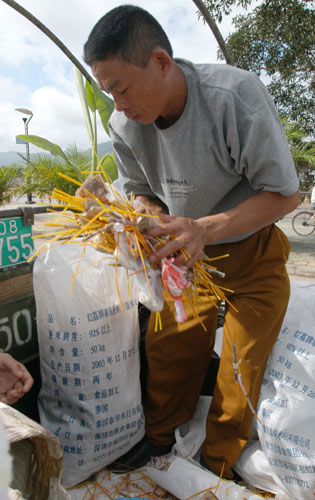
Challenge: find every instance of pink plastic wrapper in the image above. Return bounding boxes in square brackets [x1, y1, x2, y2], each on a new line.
[161, 257, 191, 322]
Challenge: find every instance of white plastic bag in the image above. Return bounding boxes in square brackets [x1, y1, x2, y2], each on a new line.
[33, 242, 144, 488]
[147, 456, 264, 500]
[145, 396, 268, 500]
[174, 395, 211, 460]
[234, 281, 315, 499]
[113, 227, 164, 312]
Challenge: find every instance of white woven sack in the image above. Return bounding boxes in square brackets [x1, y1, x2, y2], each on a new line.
[0, 402, 69, 500]
[33, 242, 144, 488]
[235, 281, 315, 499]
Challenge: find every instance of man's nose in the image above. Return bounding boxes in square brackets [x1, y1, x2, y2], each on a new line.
[114, 95, 129, 112]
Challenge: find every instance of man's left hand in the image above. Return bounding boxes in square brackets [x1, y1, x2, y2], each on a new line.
[146, 213, 208, 268]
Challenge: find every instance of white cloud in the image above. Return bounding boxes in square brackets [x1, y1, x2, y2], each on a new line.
[0, 75, 28, 102]
[0, 103, 27, 153]
[28, 85, 108, 151]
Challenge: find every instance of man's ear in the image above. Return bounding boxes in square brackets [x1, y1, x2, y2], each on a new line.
[151, 48, 172, 74]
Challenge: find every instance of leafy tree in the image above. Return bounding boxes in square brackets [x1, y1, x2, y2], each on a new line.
[192, 0, 235, 64]
[214, 0, 315, 136]
[282, 119, 315, 198]
[17, 146, 89, 200]
[0, 166, 21, 206]
[199, 0, 252, 23]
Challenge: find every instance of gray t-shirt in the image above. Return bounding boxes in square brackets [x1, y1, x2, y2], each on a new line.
[109, 59, 299, 242]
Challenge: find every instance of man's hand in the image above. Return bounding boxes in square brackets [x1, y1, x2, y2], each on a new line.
[0, 353, 34, 405]
[146, 213, 209, 268]
[135, 195, 168, 215]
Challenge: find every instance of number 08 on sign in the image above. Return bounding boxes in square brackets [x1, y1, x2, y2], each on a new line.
[0, 217, 34, 269]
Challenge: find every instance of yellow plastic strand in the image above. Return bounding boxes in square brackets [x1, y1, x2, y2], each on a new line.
[127, 270, 131, 297]
[184, 485, 216, 500]
[156, 311, 162, 331]
[68, 208, 107, 243]
[68, 244, 86, 296]
[213, 461, 225, 497]
[57, 172, 82, 186]
[115, 232, 125, 311]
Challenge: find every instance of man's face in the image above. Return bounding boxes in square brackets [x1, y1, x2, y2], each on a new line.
[92, 54, 170, 125]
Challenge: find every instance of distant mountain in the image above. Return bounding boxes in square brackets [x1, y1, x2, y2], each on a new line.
[0, 141, 113, 167]
[88, 141, 113, 157]
[0, 151, 21, 166]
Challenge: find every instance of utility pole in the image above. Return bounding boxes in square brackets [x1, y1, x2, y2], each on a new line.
[15, 107, 34, 204]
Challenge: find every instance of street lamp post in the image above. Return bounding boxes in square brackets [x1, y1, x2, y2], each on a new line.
[15, 107, 34, 204]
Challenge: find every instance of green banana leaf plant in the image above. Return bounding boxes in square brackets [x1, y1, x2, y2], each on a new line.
[73, 66, 114, 171]
[17, 68, 117, 190]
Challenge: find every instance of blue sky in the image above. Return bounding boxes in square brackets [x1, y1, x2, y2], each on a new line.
[0, 0, 259, 153]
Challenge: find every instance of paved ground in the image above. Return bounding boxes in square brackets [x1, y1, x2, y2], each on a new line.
[276, 210, 315, 282]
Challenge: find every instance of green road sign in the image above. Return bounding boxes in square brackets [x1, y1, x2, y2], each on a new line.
[0, 217, 34, 269]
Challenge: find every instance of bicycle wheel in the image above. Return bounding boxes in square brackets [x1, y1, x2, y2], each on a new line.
[292, 211, 315, 236]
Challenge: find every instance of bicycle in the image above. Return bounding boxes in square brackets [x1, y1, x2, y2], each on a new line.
[292, 210, 315, 236]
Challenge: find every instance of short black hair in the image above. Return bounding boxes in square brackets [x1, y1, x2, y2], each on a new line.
[83, 4, 173, 68]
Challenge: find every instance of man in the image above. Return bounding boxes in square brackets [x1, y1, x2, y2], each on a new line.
[83, 5, 300, 479]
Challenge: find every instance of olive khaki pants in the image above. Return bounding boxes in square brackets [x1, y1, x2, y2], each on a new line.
[144, 224, 290, 478]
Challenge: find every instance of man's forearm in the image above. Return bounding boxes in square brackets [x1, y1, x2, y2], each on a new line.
[144, 190, 300, 268]
[199, 190, 300, 244]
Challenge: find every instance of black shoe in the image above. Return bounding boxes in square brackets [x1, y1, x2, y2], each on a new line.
[231, 468, 243, 483]
[108, 436, 174, 473]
